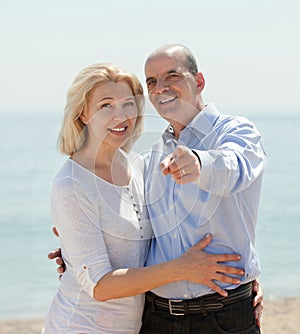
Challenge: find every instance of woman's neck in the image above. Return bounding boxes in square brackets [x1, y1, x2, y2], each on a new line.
[73, 143, 130, 186]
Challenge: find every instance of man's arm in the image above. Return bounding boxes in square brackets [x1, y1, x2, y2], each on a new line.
[161, 118, 266, 194]
[160, 145, 200, 184]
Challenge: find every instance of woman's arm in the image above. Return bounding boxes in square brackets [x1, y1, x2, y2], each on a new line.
[48, 229, 262, 324]
[51, 178, 244, 300]
[95, 233, 243, 301]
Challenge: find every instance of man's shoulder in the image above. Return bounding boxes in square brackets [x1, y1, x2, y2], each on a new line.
[216, 112, 256, 130]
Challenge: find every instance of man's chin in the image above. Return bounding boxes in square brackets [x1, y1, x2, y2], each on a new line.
[156, 107, 180, 122]
[155, 100, 175, 111]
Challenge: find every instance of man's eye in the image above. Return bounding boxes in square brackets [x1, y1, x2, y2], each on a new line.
[147, 80, 156, 88]
[166, 73, 181, 81]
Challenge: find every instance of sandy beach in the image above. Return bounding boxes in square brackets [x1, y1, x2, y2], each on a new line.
[0, 297, 299, 334]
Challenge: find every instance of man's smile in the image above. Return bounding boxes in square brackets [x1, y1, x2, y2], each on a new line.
[159, 96, 177, 105]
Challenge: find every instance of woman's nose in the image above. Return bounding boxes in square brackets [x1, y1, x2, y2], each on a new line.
[112, 107, 128, 122]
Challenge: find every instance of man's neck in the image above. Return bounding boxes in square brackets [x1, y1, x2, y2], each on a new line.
[170, 105, 205, 138]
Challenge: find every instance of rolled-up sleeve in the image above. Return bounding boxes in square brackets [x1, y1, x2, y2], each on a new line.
[51, 177, 112, 298]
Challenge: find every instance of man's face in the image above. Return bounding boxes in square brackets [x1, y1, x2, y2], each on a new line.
[145, 51, 203, 128]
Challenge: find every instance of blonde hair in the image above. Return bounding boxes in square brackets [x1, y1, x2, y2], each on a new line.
[58, 63, 144, 155]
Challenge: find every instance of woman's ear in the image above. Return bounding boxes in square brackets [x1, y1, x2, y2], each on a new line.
[195, 72, 205, 93]
[80, 110, 88, 124]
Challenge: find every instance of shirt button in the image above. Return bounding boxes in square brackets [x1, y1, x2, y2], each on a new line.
[183, 293, 188, 298]
[173, 234, 177, 239]
[170, 205, 174, 210]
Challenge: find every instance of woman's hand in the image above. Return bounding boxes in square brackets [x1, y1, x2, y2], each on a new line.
[176, 234, 244, 297]
[252, 279, 264, 327]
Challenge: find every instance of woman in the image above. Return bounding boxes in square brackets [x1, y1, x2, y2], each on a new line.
[43, 63, 244, 333]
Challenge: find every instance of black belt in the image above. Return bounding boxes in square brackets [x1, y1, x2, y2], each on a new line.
[145, 282, 253, 316]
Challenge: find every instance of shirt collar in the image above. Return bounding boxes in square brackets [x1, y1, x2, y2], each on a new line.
[162, 124, 176, 144]
[185, 103, 220, 136]
[162, 103, 220, 143]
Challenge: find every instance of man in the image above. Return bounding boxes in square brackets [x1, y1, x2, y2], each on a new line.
[139, 44, 265, 333]
[50, 44, 265, 333]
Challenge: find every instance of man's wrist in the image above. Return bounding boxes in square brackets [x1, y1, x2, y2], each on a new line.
[192, 150, 202, 168]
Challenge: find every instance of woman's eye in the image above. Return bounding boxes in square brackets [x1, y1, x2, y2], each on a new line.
[101, 103, 112, 109]
[124, 101, 135, 107]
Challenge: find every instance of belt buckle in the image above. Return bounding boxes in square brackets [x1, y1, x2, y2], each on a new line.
[168, 299, 185, 316]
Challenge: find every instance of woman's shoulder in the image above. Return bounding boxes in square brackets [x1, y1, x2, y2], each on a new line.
[51, 159, 86, 196]
[126, 151, 145, 174]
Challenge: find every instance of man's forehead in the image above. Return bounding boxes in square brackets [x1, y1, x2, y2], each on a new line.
[145, 54, 187, 76]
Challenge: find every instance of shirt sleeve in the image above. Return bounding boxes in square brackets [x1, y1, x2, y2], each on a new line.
[192, 117, 267, 196]
[51, 177, 112, 298]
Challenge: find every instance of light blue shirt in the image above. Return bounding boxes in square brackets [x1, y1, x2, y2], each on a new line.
[145, 103, 266, 299]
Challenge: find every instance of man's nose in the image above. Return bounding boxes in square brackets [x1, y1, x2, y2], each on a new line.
[154, 77, 169, 94]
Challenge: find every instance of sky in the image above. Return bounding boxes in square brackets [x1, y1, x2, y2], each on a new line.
[0, 0, 299, 115]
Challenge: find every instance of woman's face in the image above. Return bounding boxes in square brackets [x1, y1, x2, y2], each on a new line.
[81, 80, 138, 151]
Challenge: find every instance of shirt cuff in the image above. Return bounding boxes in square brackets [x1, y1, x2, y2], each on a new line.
[191, 149, 211, 188]
[76, 264, 111, 298]
[191, 150, 201, 167]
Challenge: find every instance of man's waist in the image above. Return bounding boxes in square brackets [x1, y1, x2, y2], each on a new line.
[149, 278, 253, 300]
[146, 282, 253, 316]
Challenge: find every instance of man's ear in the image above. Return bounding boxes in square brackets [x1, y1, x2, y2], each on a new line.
[195, 72, 205, 93]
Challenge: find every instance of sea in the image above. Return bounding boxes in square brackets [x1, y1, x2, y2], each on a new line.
[0, 109, 299, 320]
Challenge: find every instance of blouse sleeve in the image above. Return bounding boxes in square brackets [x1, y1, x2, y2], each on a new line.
[50, 176, 112, 298]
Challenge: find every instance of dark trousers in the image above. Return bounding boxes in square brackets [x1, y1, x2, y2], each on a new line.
[139, 294, 260, 334]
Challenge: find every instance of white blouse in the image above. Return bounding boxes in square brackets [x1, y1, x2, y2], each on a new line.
[43, 150, 152, 334]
